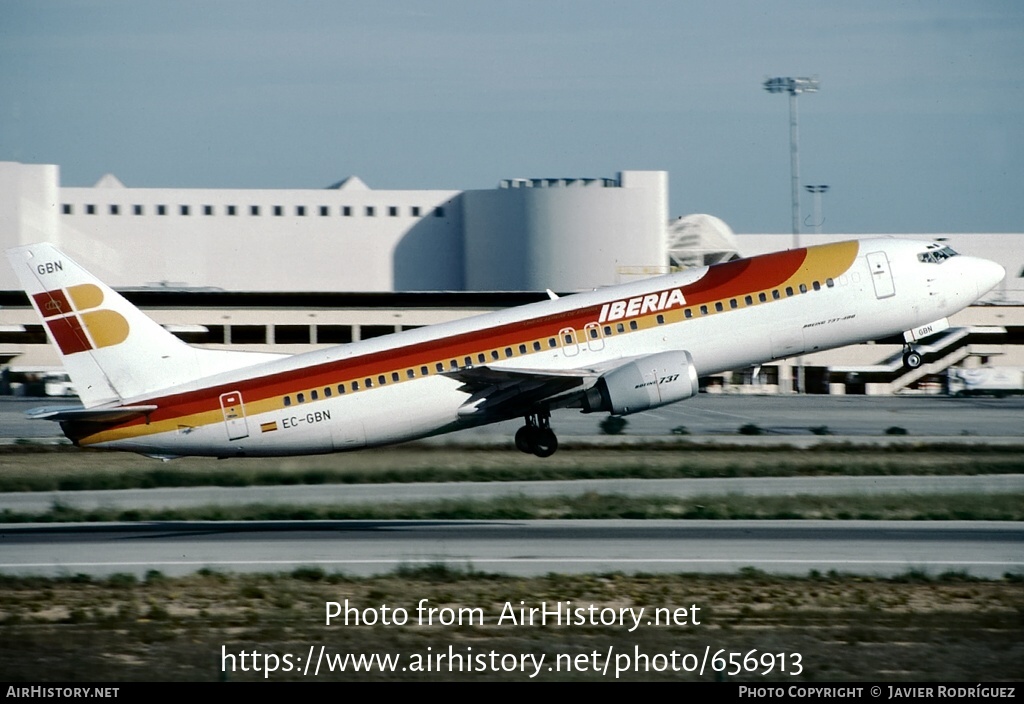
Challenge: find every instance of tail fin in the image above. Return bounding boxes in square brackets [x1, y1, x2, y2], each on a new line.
[6, 243, 284, 407]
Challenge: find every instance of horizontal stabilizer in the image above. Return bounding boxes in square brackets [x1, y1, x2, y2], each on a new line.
[26, 405, 158, 423]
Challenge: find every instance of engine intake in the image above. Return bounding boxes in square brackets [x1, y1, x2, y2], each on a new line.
[582, 350, 699, 415]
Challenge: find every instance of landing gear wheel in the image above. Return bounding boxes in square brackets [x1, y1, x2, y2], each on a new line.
[903, 350, 922, 369]
[515, 411, 559, 457]
[515, 426, 535, 454]
[531, 428, 558, 458]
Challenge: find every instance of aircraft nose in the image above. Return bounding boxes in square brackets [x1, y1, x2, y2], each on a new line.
[972, 258, 1005, 299]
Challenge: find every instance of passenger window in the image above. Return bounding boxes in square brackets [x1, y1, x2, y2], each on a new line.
[464, 357, 473, 367]
[715, 302, 724, 312]
[338, 384, 346, 394]
[519, 344, 527, 354]
[284, 396, 291, 407]
[324, 387, 332, 398]
[772, 290, 781, 300]
[563, 333, 574, 345]
[826, 278, 835, 288]
[420, 366, 429, 376]
[700, 305, 708, 315]
[812, 281, 821, 291]
[799, 283, 807, 294]
[436, 362, 444, 372]
[392, 372, 400, 382]
[656, 314, 665, 325]
[378, 375, 386, 385]
[449, 360, 458, 370]
[729, 299, 738, 309]
[365, 378, 373, 388]
[684, 309, 692, 319]
[297, 393, 305, 403]
[759, 292, 767, 303]
[504, 347, 513, 357]
[311, 390, 319, 400]
[548, 338, 558, 348]
[478, 353, 486, 363]
[533, 341, 541, 351]
[407, 369, 415, 379]
[616, 323, 625, 333]
[352, 381, 359, 391]
[603, 326, 613, 335]
[629, 321, 638, 330]
[786, 287, 794, 297]
[491, 350, 500, 361]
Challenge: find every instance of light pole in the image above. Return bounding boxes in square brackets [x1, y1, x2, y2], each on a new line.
[804, 184, 830, 235]
[763, 76, 819, 248]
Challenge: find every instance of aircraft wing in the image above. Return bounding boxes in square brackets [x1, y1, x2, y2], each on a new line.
[446, 359, 636, 421]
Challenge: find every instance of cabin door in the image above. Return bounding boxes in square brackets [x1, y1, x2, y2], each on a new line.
[866, 251, 896, 299]
[219, 391, 250, 441]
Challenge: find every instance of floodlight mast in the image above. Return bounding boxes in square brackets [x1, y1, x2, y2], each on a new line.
[763, 76, 819, 248]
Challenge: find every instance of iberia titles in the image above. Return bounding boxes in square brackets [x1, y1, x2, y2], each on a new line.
[598, 288, 687, 323]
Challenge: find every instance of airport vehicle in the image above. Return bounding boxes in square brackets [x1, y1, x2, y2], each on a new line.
[6, 239, 1003, 458]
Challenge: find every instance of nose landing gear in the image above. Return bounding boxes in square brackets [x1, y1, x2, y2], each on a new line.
[903, 346, 923, 369]
[515, 411, 558, 458]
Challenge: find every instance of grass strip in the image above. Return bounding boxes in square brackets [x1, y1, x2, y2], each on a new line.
[5, 492, 1023, 523]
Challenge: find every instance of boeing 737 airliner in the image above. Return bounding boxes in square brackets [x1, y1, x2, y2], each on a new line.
[6, 239, 1004, 458]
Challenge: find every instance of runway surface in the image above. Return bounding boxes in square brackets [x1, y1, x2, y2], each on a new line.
[1, 520, 1020, 579]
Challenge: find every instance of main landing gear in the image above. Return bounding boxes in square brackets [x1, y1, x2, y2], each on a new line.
[515, 411, 558, 458]
[903, 345, 923, 370]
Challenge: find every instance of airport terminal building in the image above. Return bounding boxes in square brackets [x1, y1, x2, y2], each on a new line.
[1, 160, 1021, 397]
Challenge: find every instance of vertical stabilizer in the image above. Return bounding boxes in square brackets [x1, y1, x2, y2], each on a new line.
[6, 243, 284, 406]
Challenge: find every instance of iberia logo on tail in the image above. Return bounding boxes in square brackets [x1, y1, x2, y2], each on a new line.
[32, 283, 130, 355]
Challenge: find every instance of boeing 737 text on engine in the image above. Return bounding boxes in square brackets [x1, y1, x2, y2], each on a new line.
[6, 239, 1004, 458]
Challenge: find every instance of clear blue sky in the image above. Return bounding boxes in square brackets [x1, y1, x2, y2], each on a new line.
[2, 0, 1022, 234]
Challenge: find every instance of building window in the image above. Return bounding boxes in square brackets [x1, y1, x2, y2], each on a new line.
[388, 206, 398, 216]
[157, 205, 167, 215]
[134, 205, 144, 215]
[366, 206, 375, 217]
[250, 205, 260, 216]
[319, 206, 329, 216]
[86, 204, 96, 215]
[109, 204, 120, 215]
[180, 205, 190, 216]
[62, 204, 72, 215]
[296, 206, 306, 216]
[343, 206, 352, 216]
[227, 205, 237, 216]
[203, 205, 213, 215]
[274, 206, 283, 216]
[412, 206, 421, 217]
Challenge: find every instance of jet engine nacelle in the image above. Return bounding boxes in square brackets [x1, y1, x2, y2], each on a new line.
[582, 350, 699, 415]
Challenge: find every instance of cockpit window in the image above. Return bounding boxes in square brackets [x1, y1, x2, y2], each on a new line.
[917, 246, 958, 264]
